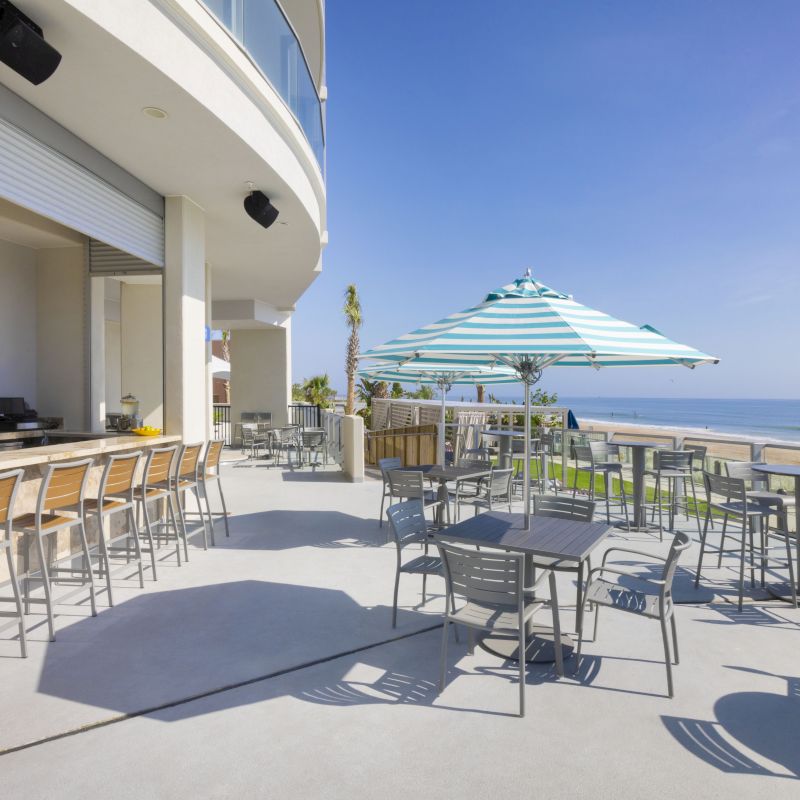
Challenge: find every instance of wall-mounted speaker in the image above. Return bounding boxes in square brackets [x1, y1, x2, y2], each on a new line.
[244, 190, 279, 230]
[0, 1, 62, 86]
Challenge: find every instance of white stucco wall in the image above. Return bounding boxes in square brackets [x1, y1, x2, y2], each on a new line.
[121, 283, 163, 428]
[104, 320, 122, 412]
[0, 240, 38, 405]
[36, 246, 86, 428]
[230, 322, 291, 428]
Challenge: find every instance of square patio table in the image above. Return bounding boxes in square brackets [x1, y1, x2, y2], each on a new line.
[403, 464, 492, 525]
[435, 511, 612, 663]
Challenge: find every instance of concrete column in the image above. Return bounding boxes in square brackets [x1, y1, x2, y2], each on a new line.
[230, 323, 291, 429]
[121, 284, 163, 428]
[205, 263, 213, 439]
[342, 414, 364, 482]
[164, 195, 207, 441]
[88, 276, 106, 432]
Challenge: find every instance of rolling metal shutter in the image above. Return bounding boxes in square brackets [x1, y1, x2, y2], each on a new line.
[0, 117, 164, 266]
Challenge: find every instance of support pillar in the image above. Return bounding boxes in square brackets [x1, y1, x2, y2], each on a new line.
[164, 196, 208, 441]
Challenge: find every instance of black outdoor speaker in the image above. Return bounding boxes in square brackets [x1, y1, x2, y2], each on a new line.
[244, 190, 279, 229]
[0, 1, 62, 86]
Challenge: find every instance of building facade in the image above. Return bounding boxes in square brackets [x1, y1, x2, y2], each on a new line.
[0, 0, 326, 438]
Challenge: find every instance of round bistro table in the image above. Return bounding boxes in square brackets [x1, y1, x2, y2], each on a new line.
[612, 440, 669, 531]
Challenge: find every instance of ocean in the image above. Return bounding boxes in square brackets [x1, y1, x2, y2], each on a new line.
[557, 397, 800, 444]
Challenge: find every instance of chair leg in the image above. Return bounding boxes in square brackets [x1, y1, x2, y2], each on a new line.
[549, 571, 564, 678]
[695, 510, 711, 587]
[218, 481, 231, 538]
[5, 541, 27, 657]
[392, 570, 400, 628]
[656, 475, 663, 541]
[77, 519, 98, 617]
[660, 615, 675, 698]
[439, 619, 449, 694]
[141, 500, 158, 580]
[717, 514, 729, 568]
[670, 613, 679, 664]
[690, 477, 702, 536]
[379, 489, 385, 528]
[422, 572, 428, 604]
[518, 624, 526, 717]
[35, 535, 56, 641]
[96, 512, 114, 607]
[166, 494, 184, 565]
[193, 487, 209, 550]
[783, 527, 798, 608]
[738, 522, 747, 612]
[201, 481, 216, 547]
[128, 507, 145, 589]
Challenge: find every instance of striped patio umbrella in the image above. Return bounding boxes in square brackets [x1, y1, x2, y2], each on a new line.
[361, 270, 718, 528]
[358, 361, 517, 464]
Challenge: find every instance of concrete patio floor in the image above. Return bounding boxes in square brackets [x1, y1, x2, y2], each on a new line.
[1, 456, 798, 798]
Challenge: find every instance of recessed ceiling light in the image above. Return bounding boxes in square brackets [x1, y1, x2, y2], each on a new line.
[142, 106, 168, 119]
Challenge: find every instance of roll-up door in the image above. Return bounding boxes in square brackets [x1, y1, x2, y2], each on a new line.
[0, 117, 164, 266]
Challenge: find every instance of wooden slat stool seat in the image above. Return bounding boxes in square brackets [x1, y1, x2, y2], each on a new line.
[85, 451, 145, 604]
[14, 458, 97, 642]
[0, 469, 27, 656]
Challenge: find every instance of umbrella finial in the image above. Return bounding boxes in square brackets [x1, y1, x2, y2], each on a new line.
[524, 267, 532, 279]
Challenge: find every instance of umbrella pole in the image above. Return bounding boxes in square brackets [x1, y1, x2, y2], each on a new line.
[439, 381, 446, 466]
[524, 380, 531, 530]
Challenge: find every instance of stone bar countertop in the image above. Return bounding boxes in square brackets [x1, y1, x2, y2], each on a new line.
[0, 433, 181, 470]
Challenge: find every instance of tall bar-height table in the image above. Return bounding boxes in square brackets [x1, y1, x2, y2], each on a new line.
[752, 464, 800, 604]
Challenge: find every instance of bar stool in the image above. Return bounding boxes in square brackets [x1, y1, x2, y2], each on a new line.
[84, 451, 145, 605]
[0, 469, 27, 656]
[644, 450, 701, 541]
[572, 441, 630, 526]
[199, 439, 230, 540]
[137, 445, 183, 570]
[16, 458, 96, 642]
[172, 442, 211, 551]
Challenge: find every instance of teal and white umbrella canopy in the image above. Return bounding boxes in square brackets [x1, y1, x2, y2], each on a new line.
[358, 362, 518, 464]
[360, 270, 718, 528]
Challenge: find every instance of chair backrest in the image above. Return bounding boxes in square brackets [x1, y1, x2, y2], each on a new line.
[302, 429, 325, 447]
[682, 444, 707, 469]
[241, 426, 256, 445]
[176, 443, 203, 481]
[573, 443, 593, 464]
[654, 450, 693, 471]
[512, 438, 539, 454]
[589, 440, 620, 462]
[0, 469, 23, 527]
[661, 531, 692, 595]
[725, 461, 769, 489]
[461, 447, 490, 462]
[533, 493, 595, 522]
[143, 445, 178, 488]
[388, 469, 425, 500]
[205, 439, 225, 472]
[386, 500, 427, 551]
[703, 471, 747, 505]
[40, 458, 93, 511]
[456, 458, 492, 471]
[487, 467, 513, 498]
[378, 457, 402, 480]
[437, 541, 523, 611]
[99, 451, 142, 500]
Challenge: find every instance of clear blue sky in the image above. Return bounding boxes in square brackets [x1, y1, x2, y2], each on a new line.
[291, 0, 800, 400]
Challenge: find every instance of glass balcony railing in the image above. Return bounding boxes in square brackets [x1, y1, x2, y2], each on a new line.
[202, 0, 325, 171]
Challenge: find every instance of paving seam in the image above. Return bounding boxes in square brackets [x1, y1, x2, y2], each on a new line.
[0, 623, 443, 757]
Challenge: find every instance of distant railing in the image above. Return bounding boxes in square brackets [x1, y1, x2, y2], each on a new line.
[321, 409, 344, 467]
[213, 403, 231, 445]
[289, 403, 321, 428]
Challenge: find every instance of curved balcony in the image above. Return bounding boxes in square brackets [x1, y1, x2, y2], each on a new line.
[201, 0, 324, 170]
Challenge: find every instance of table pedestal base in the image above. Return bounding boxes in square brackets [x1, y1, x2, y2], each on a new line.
[767, 582, 800, 605]
[479, 625, 574, 664]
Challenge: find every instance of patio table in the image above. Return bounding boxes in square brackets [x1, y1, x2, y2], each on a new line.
[612, 440, 669, 531]
[435, 511, 612, 663]
[406, 464, 492, 525]
[480, 429, 520, 470]
[752, 464, 800, 603]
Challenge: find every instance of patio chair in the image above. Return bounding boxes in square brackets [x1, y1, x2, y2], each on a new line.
[377, 457, 402, 527]
[171, 442, 212, 551]
[469, 467, 513, 516]
[436, 542, 563, 717]
[577, 531, 692, 698]
[571, 441, 630, 527]
[531, 494, 596, 631]
[643, 450, 701, 540]
[271, 426, 301, 468]
[448, 459, 492, 522]
[386, 500, 455, 629]
[199, 440, 230, 540]
[300, 428, 327, 468]
[241, 424, 269, 459]
[0, 469, 27, 656]
[84, 451, 145, 605]
[136, 445, 183, 570]
[724, 461, 795, 537]
[511, 437, 545, 496]
[695, 472, 797, 610]
[387, 470, 447, 527]
[15, 458, 97, 642]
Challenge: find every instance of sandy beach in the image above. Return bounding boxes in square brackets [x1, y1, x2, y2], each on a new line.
[577, 417, 800, 465]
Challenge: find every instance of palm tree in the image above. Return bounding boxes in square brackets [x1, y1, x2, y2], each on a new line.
[301, 374, 336, 409]
[343, 284, 362, 415]
[476, 384, 485, 404]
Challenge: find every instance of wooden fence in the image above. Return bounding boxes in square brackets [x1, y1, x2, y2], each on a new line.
[365, 424, 437, 466]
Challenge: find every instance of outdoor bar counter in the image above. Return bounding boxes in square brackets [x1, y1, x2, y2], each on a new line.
[0, 433, 181, 585]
